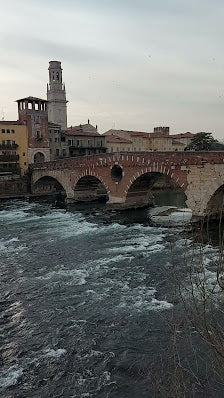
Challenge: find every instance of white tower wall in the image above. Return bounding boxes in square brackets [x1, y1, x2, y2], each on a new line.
[47, 61, 67, 130]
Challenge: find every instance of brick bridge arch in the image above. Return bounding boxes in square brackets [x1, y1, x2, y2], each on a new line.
[31, 152, 224, 217]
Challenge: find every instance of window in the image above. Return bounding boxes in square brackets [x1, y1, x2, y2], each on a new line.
[7, 129, 10, 134]
[11, 129, 15, 134]
[111, 147, 113, 153]
[12, 140, 15, 145]
[56, 149, 59, 156]
[100, 140, 103, 147]
[23, 152, 25, 156]
[87, 140, 92, 147]
[62, 149, 66, 156]
[2, 140, 5, 145]
[24, 162, 27, 166]
[2, 129, 5, 134]
[61, 136, 65, 142]
[77, 139, 80, 147]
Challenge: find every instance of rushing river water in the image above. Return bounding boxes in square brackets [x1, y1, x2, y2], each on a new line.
[0, 196, 223, 397]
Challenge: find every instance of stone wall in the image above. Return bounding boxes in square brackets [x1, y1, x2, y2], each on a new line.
[0, 177, 29, 197]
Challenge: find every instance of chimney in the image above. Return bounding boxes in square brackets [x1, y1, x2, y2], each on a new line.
[88, 119, 90, 124]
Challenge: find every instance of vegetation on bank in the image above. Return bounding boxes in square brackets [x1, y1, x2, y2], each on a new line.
[186, 132, 224, 151]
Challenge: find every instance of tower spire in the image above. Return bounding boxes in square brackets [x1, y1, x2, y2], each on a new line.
[47, 61, 68, 129]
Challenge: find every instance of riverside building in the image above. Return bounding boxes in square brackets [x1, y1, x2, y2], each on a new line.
[0, 121, 28, 175]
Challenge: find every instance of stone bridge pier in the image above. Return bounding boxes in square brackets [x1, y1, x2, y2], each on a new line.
[31, 152, 224, 218]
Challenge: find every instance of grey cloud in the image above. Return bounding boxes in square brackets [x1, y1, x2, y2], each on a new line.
[0, 34, 132, 66]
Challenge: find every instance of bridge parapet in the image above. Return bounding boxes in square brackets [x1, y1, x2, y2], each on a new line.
[31, 152, 224, 171]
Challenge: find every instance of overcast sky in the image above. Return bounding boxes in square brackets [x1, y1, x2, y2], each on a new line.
[1, 0, 224, 138]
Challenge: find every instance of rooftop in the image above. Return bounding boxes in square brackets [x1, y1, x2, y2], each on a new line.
[105, 135, 132, 144]
[103, 129, 150, 138]
[16, 96, 48, 103]
[63, 123, 101, 137]
[0, 120, 25, 125]
[170, 132, 194, 138]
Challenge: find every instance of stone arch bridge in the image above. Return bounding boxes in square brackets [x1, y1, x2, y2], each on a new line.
[31, 152, 224, 217]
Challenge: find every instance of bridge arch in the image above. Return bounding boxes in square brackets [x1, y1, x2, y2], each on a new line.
[32, 175, 67, 197]
[124, 170, 187, 209]
[205, 184, 224, 218]
[73, 174, 109, 203]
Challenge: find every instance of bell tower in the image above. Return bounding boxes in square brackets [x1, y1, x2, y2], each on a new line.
[47, 61, 68, 130]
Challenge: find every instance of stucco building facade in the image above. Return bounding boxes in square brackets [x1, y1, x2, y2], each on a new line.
[61, 123, 106, 157]
[0, 121, 28, 175]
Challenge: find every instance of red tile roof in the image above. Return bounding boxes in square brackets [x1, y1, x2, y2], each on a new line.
[103, 129, 150, 138]
[63, 123, 101, 137]
[105, 135, 132, 144]
[129, 131, 150, 137]
[170, 132, 194, 138]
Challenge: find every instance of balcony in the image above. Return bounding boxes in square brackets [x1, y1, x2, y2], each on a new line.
[0, 155, 19, 162]
[0, 144, 18, 150]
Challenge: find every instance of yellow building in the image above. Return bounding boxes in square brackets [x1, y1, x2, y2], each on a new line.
[148, 136, 173, 151]
[0, 121, 28, 175]
[171, 139, 185, 151]
[105, 135, 132, 152]
[103, 129, 150, 151]
[103, 128, 194, 152]
[170, 132, 194, 149]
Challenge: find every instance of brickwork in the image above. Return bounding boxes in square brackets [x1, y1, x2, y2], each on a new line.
[31, 152, 224, 216]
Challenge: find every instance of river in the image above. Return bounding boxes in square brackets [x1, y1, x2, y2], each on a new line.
[0, 195, 223, 397]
